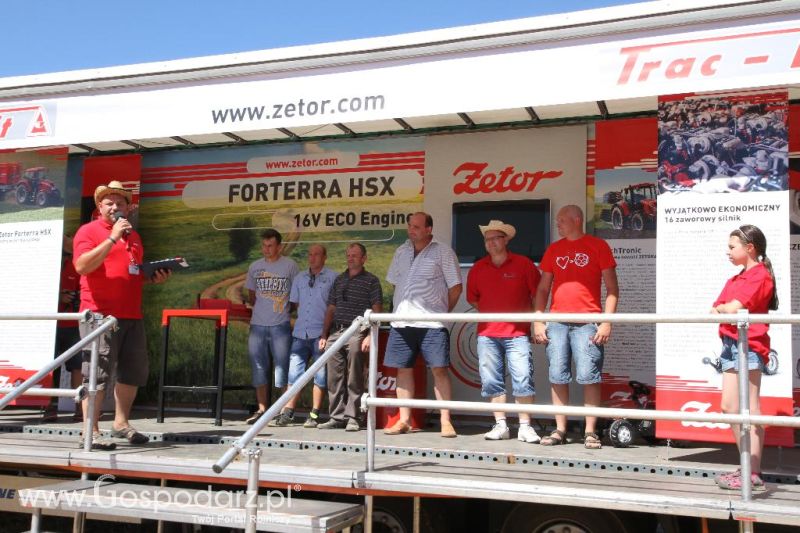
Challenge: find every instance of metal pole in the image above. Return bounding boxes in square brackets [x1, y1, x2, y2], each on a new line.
[364, 495, 374, 533]
[244, 447, 262, 533]
[413, 496, 420, 533]
[30, 507, 42, 533]
[366, 318, 379, 473]
[736, 309, 752, 502]
[82, 336, 100, 454]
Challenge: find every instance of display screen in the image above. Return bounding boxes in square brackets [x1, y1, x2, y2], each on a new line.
[451, 199, 550, 265]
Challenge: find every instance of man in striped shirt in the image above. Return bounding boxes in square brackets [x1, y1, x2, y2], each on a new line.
[383, 212, 463, 438]
[317, 243, 383, 431]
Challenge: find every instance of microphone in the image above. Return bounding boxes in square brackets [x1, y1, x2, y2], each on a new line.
[113, 212, 131, 235]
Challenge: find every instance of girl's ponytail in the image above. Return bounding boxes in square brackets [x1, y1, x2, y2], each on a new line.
[731, 225, 778, 310]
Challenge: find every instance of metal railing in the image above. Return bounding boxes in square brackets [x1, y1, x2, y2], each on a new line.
[1, 311, 118, 533]
[212, 310, 800, 533]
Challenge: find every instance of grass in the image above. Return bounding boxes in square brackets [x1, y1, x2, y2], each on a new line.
[135, 199, 419, 407]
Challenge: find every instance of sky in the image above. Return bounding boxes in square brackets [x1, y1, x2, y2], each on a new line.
[2, 0, 637, 78]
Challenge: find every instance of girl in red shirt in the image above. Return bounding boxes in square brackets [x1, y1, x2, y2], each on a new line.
[711, 225, 777, 492]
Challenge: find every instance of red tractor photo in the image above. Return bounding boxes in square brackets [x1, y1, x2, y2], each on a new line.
[601, 182, 657, 232]
[0, 163, 62, 207]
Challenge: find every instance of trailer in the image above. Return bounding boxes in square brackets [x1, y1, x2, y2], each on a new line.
[1, 0, 800, 531]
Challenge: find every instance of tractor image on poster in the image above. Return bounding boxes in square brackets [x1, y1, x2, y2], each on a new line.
[601, 182, 657, 231]
[0, 164, 62, 207]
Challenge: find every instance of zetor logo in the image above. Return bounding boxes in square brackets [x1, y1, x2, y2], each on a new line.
[680, 401, 730, 429]
[452, 162, 562, 195]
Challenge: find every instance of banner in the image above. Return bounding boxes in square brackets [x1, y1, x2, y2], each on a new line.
[655, 93, 793, 445]
[0, 148, 68, 404]
[593, 118, 658, 410]
[2, 17, 799, 149]
[134, 137, 424, 399]
[424, 126, 586, 403]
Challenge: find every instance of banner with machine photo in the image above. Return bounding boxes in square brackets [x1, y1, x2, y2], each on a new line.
[655, 92, 793, 445]
[0, 147, 68, 405]
[593, 118, 659, 442]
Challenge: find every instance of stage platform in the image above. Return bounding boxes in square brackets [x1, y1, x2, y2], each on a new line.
[2, 409, 799, 526]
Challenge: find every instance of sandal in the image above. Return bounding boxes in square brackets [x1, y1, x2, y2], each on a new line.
[540, 429, 565, 446]
[77, 433, 117, 451]
[111, 426, 149, 445]
[584, 432, 602, 449]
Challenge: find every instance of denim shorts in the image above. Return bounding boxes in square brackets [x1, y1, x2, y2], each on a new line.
[477, 336, 534, 398]
[720, 336, 764, 372]
[288, 336, 327, 388]
[248, 322, 292, 387]
[545, 322, 604, 385]
[384, 327, 450, 368]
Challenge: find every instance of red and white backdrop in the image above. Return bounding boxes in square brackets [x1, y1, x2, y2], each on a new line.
[655, 91, 793, 445]
[424, 126, 587, 403]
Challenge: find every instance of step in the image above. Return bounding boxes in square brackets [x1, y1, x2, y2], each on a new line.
[19, 480, 363, 532]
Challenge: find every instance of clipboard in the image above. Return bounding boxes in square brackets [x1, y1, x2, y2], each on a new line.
[139, 257, 189, 278]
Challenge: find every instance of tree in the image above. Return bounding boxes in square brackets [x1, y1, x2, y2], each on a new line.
[228, 217, 256, 263]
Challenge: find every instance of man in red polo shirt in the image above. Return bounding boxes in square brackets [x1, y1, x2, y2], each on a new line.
[73, 181, 171, 449]
[467, 220, 542, 443]
[533, 205, 618, 449]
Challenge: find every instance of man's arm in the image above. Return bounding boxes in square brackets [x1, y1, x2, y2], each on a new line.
[593, 267, 619, 345]
[74, 218, 130, 275]
[532, 272, 554, 344]
[247, 289, 256, 307]
[318, 304, 336, 350]
[447, 283, 463, 312]
[361, 301, 384, 352]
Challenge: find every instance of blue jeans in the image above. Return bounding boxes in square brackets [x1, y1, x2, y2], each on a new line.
[477, 336, 534, 398]
[545, 322, 604, 385]
[288, 337, 327, 388]
[720, 336, 764, 372]
[248, 322, 292, 387]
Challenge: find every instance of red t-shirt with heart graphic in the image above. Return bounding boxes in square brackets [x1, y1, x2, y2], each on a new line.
[540, 235, 616, 313]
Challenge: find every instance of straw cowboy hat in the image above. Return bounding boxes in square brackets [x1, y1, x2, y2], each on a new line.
[94, 181, 132, 204]
[478, 220, 516, 240]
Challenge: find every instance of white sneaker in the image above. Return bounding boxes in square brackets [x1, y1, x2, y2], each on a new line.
[517, 425, 541, 443]
[484, 423, 510, 440]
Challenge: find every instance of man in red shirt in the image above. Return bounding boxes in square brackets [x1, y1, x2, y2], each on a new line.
[467, 221, 542, 443]
[533, 205, 618, 449]
[73, 181, 171, 449]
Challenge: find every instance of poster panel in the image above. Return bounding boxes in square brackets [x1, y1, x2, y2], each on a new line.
[134, 137, 425, 401]
[424, 126, 587, 404]
[0, 147, 68, 404]
[656, 93, 793, 445]
[593, 118, 658, 408]
[788, 103, 800, 419]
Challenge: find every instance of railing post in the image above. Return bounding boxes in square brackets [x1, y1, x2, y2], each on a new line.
[366, 314, 378, 474]
[736, 309, 752, 502]
[244, 447, 262, 533]
[82, 333, 101, 454]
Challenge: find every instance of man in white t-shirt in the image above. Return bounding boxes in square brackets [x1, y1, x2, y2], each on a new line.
[384, 212, 462, 438]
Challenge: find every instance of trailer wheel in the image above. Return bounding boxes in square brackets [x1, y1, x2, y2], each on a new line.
[630, 212, 644, 231]
[502, 504, 628, 533]
[609, 419, 635, 448]
[610, 207, 624, 230]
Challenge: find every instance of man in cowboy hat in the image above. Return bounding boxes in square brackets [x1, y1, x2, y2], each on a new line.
[73, 180, 171, 449]
[466, 220, 542, 442]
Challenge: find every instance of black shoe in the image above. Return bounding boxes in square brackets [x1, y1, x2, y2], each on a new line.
[267, 412, 295, 427]
[317, 418, 346, 429]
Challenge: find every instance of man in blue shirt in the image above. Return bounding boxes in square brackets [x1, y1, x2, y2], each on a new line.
[269, 244, 337, 427]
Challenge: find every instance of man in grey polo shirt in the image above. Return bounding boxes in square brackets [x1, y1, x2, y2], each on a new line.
[317, 243, 383, 431]
[384, 212, 462, 438]
[268, 244, 337, 428]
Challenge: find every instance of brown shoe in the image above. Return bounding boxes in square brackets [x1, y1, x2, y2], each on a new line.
[440, 420, 457, 438]
[383, 420, 411, 435]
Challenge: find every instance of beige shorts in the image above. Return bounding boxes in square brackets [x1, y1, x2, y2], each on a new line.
[80, 318, 149, 390]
